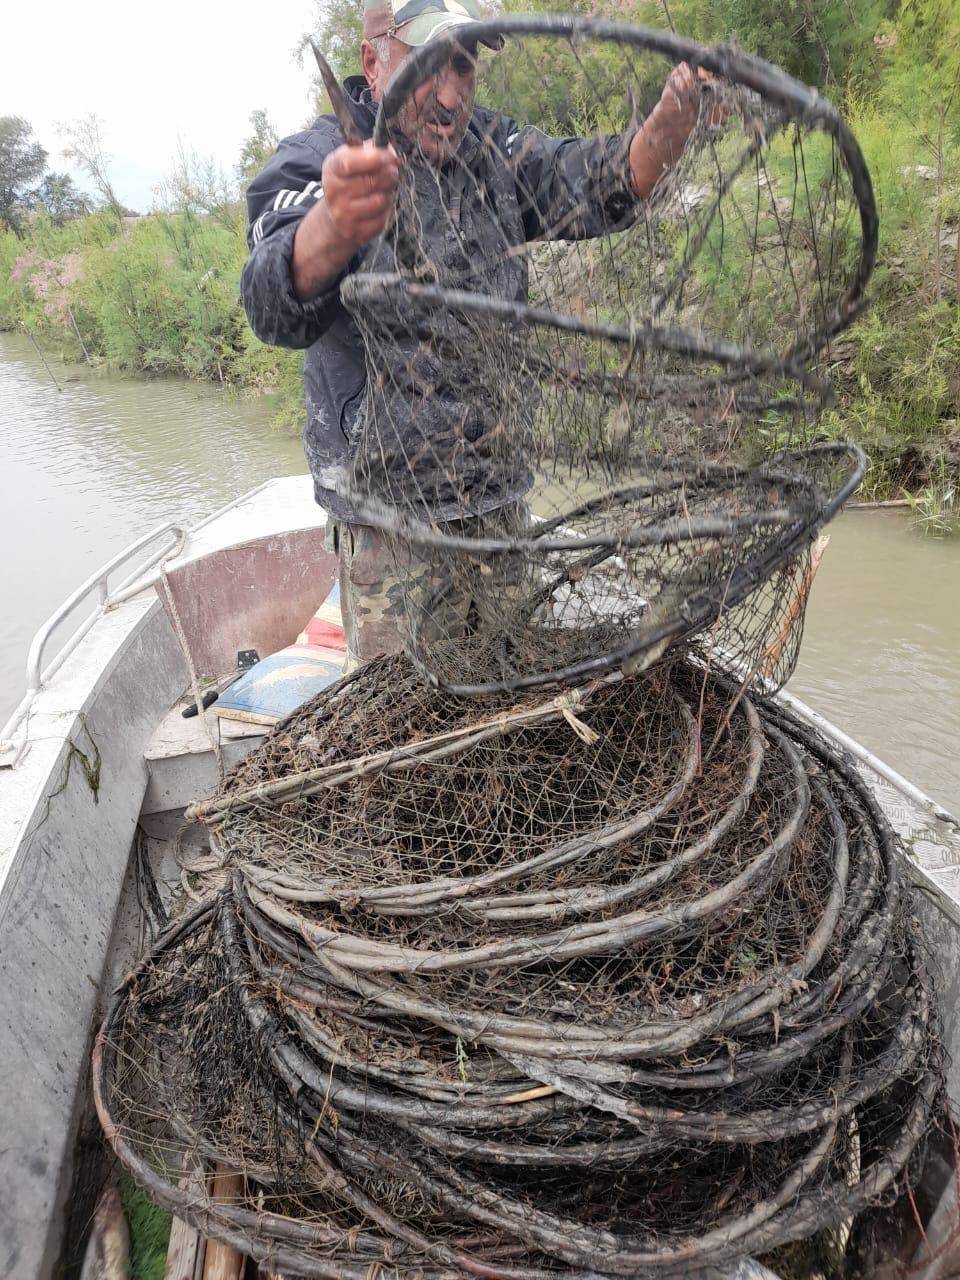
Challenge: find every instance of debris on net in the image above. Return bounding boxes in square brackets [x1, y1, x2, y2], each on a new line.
[341, 441, 865, 694]
[95, 659, 943, 1278]
[333, 16, 878, 693]
[92, 17, 947, 1278]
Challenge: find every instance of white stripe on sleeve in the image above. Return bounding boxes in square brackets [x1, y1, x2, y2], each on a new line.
[293, 180, 318, 205]
[258, 179, 325, 240]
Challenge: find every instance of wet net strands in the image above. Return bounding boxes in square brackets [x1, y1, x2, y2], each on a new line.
[333, 18, 877, 694]
[93, 17, 948, 1277]
[95, 658, 943, 1278]
[345, 442, 866, 694]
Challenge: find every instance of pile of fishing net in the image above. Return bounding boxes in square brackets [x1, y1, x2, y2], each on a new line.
[94, 656, 942, 1277]
[92, 16, 948, 1277]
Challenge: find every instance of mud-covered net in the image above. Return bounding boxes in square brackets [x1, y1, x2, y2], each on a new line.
[93, 22, 943, 1275]
[95, 658, 944, 1278]
[343, 440, 864, 694]
[330, 17, 876, 693]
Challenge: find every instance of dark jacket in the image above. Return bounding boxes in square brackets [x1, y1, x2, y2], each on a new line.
[241, 76, 638, 521]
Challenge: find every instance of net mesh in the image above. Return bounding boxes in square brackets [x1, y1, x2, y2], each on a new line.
[94, 660, 945, 1278]
[330, 17, 875, 693]
[92, 18, 950, 1278]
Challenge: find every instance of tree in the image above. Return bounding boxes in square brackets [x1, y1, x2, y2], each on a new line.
[886, 0, 960, 128]
[237, 110, 280, 186]
[306, 0, 364, 82]
[32, 171, 89, 224]
[302, 0, 365, 116]
[158, 143, 242, 233]
[0, 116, 47, 233]
[60, 114, 126, 224]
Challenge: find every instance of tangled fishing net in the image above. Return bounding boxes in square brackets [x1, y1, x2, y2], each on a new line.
[93, 16, 948, 1278]
[95, 657, 944, 1277]
[333, 16, 876, 692]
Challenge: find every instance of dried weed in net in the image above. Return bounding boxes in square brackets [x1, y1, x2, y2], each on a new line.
[97, 664, 943, 1278]
[192, 654, 702, 891]
[92, 24, 944, 1272]
[326, 19, 875, 693]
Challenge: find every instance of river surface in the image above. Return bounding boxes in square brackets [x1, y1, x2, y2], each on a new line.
[1, 331, 958, 816]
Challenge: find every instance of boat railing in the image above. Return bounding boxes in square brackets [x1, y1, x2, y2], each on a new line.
[0, 480, 284, 768]
[777, 686, 960, 834]
[0, 522, 187, 766]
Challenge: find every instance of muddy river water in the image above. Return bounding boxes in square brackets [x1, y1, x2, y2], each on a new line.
[1, 331, 957, 816]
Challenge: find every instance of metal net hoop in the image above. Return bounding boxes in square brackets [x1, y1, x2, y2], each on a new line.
[335, 20, 878, 694]
[374, 13, 878, 337]
[346, 441, 866, 695]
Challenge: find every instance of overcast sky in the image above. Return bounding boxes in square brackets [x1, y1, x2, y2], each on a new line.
[5, 0, 322, 211]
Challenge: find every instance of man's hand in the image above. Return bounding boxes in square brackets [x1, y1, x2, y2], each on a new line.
[321, 141, 401, 250]
[292, 140, 400, 302]
[628, 62, 726, 200]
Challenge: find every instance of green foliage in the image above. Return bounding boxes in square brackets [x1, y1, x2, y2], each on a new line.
[69, 212, 248, 378]
[61, 114, 131, 223]
[158, 146, 244, 237]
[477, 0, 665, 133]
[885, 0, 960, 123]
[0, 116, 48, 233]
[904, 454, 958, 536]
[714, 0, 887, 90]
[309, 0, 366, 86]
[238, 109, 280, 187]
[825, 74, 960, 493]
[0, 109, 308, 432]
[32, 171, 89, 224]
[120, 1173, 171, 1280]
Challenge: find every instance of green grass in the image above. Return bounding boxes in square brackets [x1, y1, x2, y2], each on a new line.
[904, 454, 959, 536]
[120, 1173, 172, 1280]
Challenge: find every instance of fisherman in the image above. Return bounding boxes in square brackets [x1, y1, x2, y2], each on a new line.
[241, 0, 711, 665]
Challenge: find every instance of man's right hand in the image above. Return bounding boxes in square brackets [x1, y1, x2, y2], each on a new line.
[320, 141, 401, 251]
[292, 141, 400, 301]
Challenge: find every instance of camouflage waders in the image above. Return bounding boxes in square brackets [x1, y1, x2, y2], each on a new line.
[325, 504, 530, 668]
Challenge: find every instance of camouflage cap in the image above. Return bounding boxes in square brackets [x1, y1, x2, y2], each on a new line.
[362, 0, 502, 49]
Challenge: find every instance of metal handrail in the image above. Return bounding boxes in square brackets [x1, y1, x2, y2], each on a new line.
[0, 524, 186, 764]
[0, 479, 299, 768]
[690, 640, 960, 836]
[25, 523, 185, 693]
[777, 687, 960, 834]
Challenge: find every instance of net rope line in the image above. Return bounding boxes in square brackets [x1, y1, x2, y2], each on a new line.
[92, 681, 942, 1277]
[335, 16, 878, 695]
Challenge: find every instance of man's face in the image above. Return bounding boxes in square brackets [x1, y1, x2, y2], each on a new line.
[364, 35, 477, 164]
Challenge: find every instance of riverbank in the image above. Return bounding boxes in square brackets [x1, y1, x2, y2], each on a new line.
[1, 327, 957, 814]
[2, 155, 956, 513]
[0, 206, 309, 434]
[1, 1, 957, 509]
